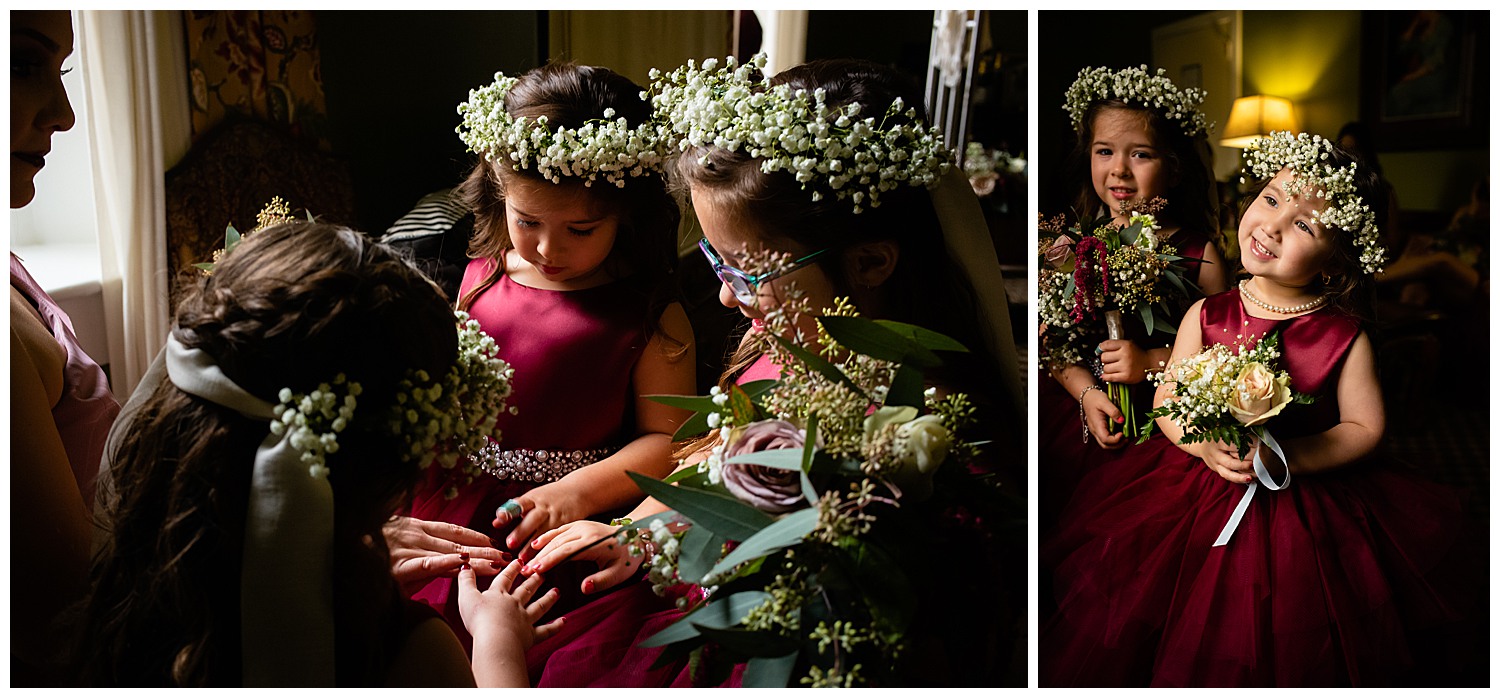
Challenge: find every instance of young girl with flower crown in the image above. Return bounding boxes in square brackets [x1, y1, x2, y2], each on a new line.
[512, 55, 1026, 687]
[1041, 132, 1481, 687]
[404, 61, 696, 647]
[1038, 65, 1232, 528]
[79, 222, 561, 686]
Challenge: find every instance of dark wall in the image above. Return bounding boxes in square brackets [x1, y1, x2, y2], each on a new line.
[804, 11, 932, 89]
[318, 11, 542, 232]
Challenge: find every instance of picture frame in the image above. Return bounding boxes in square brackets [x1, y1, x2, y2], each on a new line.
[1360, 10, 1488, 151]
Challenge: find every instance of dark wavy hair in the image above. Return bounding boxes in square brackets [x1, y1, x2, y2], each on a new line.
[673, 58, 1008, 420]
[78, 223, 458, 685]
[1235, 142, 1387, 322]
[455, 61, 685, 354]
[1066, 98, 1219, 246]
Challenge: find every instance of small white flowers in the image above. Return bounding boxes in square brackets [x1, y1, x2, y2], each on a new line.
[647, 53, 952, 213]
[1241, 131, 1386, 275]
[1064, 65, 1212, 137]
[271, 374, 361, 479]
[266, 310, 517, 484]
[456, 72, 669, 188]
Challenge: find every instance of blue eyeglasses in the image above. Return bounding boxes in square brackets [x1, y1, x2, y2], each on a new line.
[697, 238, 830, 305]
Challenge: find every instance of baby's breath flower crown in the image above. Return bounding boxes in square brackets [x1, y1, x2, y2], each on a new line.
[647, 54, 952, 213]
[1241, 131, 1385, 275]
[456, 72, 669, 188]
[1064, 65, 1212, 137]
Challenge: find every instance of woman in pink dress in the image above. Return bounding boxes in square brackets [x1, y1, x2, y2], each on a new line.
[9, 10, 121, 684]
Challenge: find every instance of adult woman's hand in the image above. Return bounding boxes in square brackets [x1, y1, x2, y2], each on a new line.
[384, 516, 511, 595]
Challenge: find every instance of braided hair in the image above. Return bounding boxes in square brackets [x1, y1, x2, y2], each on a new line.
[80, 223, 456, 685]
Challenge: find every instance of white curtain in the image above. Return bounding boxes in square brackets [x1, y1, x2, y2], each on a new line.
[754, 10, 807, 77]
[76, 11, 190, 397]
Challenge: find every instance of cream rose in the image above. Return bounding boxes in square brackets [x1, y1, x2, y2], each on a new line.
[894, 415, 952, 474]
[1226, 362, 1293, 426]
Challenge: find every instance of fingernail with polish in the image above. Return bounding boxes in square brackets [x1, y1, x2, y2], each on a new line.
[460, 552, 470, 562]
[583, 579, 595, 593]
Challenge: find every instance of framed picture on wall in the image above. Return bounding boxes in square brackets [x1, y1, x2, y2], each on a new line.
[1360, 10, 1489, 151]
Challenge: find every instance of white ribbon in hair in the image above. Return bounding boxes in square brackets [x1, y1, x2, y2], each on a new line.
[929, 167, 1025, 416]
[1211, 428, 1292, 547]
[165, 335, 335, 686]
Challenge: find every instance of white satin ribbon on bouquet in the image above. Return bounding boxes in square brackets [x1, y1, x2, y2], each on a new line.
[1212, 428, 1291, 547]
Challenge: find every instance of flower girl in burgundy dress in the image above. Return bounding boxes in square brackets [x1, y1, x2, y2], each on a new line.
[1042, 133, 1483, 687]
[1037, 66, 1229, 529]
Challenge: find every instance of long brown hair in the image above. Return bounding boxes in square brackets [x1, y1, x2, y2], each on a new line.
[455, 61, 685, 354]
[79, 223, 457, 685]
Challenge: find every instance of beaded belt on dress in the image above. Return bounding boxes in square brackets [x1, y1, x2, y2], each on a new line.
[469, 441, 614, 483]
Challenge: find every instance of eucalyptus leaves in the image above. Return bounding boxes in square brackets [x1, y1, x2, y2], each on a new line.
[612, 306, 986, 687]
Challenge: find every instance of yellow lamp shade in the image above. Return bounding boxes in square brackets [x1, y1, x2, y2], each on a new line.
[1220, 95, 1298, 149]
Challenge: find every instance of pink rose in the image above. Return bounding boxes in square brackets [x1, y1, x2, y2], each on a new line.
[721, 420, 808, 514]
[1044, 236, 1075, 272]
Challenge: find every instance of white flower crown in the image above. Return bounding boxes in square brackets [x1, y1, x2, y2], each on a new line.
[1064, 65, 1212, 137]
[271, 311, 515, 484]
[1240, 131, 1386, 275]
[456, 72, 670, 188]
[647, 53, 952, 214]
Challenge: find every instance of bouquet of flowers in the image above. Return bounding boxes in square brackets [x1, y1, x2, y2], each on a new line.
[962, 141, 1025, 198]
[1037, 201, 1199, 436]
[1139, 331, 1311, 456]
[615, 298, 1010, 687]
[1141, 331, 1311, 545]
[193, 196, 305, 276]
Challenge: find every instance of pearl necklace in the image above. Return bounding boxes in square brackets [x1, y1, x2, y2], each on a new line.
[1239, 279, 1328, 315]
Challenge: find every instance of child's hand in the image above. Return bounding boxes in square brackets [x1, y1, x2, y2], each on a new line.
[492, 484, 588, 551]
[457, 560, 564, 653]
[384, 516, 510, 596]
[1097, 339, 1151, 384]
[1082, 388, 1127, 449]
[518, 520, 644, 595]
[1190, 439, 1255, 484]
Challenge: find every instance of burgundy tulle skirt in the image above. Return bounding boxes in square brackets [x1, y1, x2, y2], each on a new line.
[526, 581, 744, 687]
[1041, 435, 1482, 687]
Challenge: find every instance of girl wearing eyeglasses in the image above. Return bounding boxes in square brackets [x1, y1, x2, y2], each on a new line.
[515, 57, 1024, 687]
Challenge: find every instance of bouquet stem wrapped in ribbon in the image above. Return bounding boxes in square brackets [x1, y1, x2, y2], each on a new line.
[1140, 332, 1312, 546]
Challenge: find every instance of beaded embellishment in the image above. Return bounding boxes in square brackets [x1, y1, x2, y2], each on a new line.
[469, 442, 615, 483]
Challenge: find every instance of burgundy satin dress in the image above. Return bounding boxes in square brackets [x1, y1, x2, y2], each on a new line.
[408, 259, 650, 650]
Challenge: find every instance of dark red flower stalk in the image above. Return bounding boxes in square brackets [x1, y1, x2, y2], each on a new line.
[1070, 237, 1109, 323]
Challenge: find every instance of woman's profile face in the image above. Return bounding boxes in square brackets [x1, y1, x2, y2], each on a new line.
[11, 10, 76, 209]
